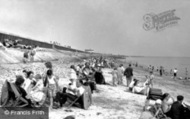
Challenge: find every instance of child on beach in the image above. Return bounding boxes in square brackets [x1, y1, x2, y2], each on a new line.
[46, 69, 59, 108]
[111, 67, 118, 86]
[148, 71, 154, 88]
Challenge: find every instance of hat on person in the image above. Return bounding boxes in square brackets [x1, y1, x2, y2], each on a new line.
[155, 99, 162, 105]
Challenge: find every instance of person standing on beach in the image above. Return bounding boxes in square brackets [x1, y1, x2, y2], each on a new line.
[160, 66, 163, 76]
[148, 71, 154, 88]
[170, 95, 185, 119]
[185, 68, 188, 80]
[46, 69, 59, 109]
[112, 67, 118, 86]
[117, 64, 124, 85]
[124, 64, 133, 88]
[173, 68, 178, 79]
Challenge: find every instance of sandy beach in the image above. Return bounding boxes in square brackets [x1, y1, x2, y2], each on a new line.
[0, 48, 190, 119]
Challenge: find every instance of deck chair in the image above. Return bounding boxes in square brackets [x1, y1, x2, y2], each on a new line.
[82, 85, 92, 109]
[66, 85, 92, 110]
[0, 80, 29, 107]
[184, 103, 190, 119]
[147, 88, 163, 100]
[144, 88, 163, 111]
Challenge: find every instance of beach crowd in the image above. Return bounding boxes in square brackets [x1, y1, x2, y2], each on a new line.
[0, 51, 189, 119]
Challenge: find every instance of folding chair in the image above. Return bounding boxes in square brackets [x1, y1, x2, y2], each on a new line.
[9, 82, 29, 107]
[0, 80, 29, 107]
[144, 88, 163, 111]
[82, 85, 92, 109]
[184, 103, 190, 119]
[66, 85, 92, 110]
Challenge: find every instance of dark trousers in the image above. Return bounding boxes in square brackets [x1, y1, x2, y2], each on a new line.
[58, 89, 83, 108]
[126, 76, 132, 87]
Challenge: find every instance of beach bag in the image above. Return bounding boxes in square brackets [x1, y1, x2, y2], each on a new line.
[147, 88, 163, 100]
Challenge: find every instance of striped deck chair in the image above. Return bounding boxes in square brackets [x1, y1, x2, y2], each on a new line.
[0, 80, 29, 107]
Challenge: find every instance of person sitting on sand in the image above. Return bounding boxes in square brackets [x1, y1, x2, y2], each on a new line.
[22, 70, 28, 80]
[129, 78, 138, 91]
[161, 93, 174, 117]
[170, 95, 185, 119]
[80, 67, 97, 93]
[132, 77, 150, 95]
[15, 75, 32, 107]
[28, 74, 46, 107]
[0, 75, 32, 107]
[94, 66, 106, 84]
[149, 99, 171, 119]
[22, 71, 36, 94]
[60, 78, 85, 108]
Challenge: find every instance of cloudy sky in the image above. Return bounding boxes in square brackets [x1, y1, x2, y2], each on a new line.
[0, 0, 190, 57]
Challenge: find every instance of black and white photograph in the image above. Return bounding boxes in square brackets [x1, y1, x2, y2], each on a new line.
[0, 0, 190, 119]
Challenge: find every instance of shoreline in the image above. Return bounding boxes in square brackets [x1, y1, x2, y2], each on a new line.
[125, 56, 190, 79]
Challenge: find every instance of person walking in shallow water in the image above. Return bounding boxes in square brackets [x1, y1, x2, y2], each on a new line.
[148, 71, 154, 88]
[124, 64, 133, 88]
[160, 66, 163, 76]
[173, 68, 178, 79]
[185, 68, 188, 80]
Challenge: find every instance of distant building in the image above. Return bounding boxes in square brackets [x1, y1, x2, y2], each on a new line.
[85, 49, 94, 52]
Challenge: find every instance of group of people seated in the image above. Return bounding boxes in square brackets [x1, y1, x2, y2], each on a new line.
[0, 57, 110, 109]
[141, 94, 190, 119]
[128, 74, 153, 95]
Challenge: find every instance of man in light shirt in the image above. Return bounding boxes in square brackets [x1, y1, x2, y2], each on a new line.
[173, 68, 178, 79]
[60, 79, 85, 108]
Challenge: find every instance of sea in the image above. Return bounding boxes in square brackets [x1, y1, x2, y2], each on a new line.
[126, 56, 190, 78]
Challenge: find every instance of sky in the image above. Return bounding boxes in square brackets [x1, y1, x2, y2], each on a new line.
[0, 0, 190, 57]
